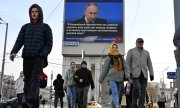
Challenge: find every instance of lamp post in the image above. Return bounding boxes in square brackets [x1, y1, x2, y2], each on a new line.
[98, 43, 110, 103]
[0, 18, 8, 99]
[162, 66, 169, 91]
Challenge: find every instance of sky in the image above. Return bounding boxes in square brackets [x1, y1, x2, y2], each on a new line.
[0, 0, 176, 87]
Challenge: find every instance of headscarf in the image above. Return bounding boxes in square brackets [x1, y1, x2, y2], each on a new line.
[108, 41, 120, 55]
[108, 42, 123, 71]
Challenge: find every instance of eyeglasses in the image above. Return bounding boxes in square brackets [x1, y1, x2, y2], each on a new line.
[31, 10, 38, 13]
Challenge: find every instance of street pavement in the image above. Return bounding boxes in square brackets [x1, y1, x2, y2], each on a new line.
[39, 103, 111, 108]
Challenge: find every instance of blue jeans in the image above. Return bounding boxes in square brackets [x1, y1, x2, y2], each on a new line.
[108, 80, 122, 106]
[67, 86, 77, 107]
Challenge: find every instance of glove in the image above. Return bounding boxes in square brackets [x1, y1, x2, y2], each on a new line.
[150, 75, 154, 81]
[9, 53, 16, 61]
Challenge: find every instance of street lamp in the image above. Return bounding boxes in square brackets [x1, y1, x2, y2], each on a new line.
[0, 18, 8, 99]
[161, 66, 169, 91]
[98, 43, 110, 103]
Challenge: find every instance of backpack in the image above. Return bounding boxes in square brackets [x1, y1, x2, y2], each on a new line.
[39, 71, 48, 88]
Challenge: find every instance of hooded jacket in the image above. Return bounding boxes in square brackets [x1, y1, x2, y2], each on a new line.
[10, 4, 53, 67]
[53, 74, 64, 91]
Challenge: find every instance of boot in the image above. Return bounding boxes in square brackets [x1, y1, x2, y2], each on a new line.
[68, 104, 71, 108]
[112, 105, 120, 108]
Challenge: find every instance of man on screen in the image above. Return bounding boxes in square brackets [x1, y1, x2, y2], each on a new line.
[73, 3, 107, 24]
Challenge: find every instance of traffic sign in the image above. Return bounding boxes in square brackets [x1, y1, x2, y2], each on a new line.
[167, 72, 176, 79]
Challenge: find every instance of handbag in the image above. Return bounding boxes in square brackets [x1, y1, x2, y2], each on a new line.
[39, 71, 48, 88]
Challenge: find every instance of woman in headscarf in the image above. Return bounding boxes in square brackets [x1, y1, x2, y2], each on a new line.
[99, 42, 130, 108]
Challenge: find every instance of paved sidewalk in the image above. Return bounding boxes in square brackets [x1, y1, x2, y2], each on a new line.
[39, 103, 111, 108]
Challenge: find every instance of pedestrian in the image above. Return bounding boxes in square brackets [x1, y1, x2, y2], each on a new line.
[126, 38, 154, 108]
[99, 42, 130, 108]
[74, 61, 95, 108]
[53, 74, 65, 108]
[125, 79, 133, 108]
[9, 4, 53, 108]
[64, 62, 77, 108]
[15, 71, 24, 107]
[158, 92, 166, 108]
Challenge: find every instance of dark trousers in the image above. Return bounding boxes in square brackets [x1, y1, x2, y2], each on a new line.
[77, 86, 89, 108]
[126, 94, 132, 108]
[23, 57, 44, 108]
[54, 91, 64, 108]
[17, 93, 24, 107]
[132, 73, 147, 108]
[158, 101, 165, 108]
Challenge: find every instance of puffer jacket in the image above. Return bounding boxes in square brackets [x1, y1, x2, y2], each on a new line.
[99, 56, 129, 83]
[10, 4, 53, 59]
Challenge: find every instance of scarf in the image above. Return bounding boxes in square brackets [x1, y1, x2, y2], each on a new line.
[108, 42, 123, 71]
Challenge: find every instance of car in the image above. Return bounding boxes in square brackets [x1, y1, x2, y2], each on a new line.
[0, 97, 19, 108]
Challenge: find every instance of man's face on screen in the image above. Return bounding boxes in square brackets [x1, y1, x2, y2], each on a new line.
[84, 5, 98, 22]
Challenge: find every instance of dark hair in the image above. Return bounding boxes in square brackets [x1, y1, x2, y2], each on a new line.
[112, 44, 118, 48]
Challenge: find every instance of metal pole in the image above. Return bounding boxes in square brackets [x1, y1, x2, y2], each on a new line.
[98, 43, 110, 103]
[162, 67, 169, 92]
[49, 70, 53, 108]
[0, 22, 8, 99]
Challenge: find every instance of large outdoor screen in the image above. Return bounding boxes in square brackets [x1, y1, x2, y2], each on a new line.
[63, 0, 124, 43]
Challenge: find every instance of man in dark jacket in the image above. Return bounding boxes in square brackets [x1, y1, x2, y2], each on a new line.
[74, 61, 95, 108]
[9, 4, 53, 108]
[53, 74, 65, 108]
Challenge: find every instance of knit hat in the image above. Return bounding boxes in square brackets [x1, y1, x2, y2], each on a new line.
[81, 61, 87, 66]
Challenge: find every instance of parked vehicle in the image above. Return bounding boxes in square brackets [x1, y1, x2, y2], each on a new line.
[0, 97, 18, 108]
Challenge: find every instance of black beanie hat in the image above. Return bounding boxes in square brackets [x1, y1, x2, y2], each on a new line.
[81, 61, 87, 66]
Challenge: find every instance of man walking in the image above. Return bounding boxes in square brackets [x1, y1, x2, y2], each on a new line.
[10, 4, 53, 108]
[158, 92, 166, 108]
[74, 61, 95, 108]
[126, 38, 154, 108]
